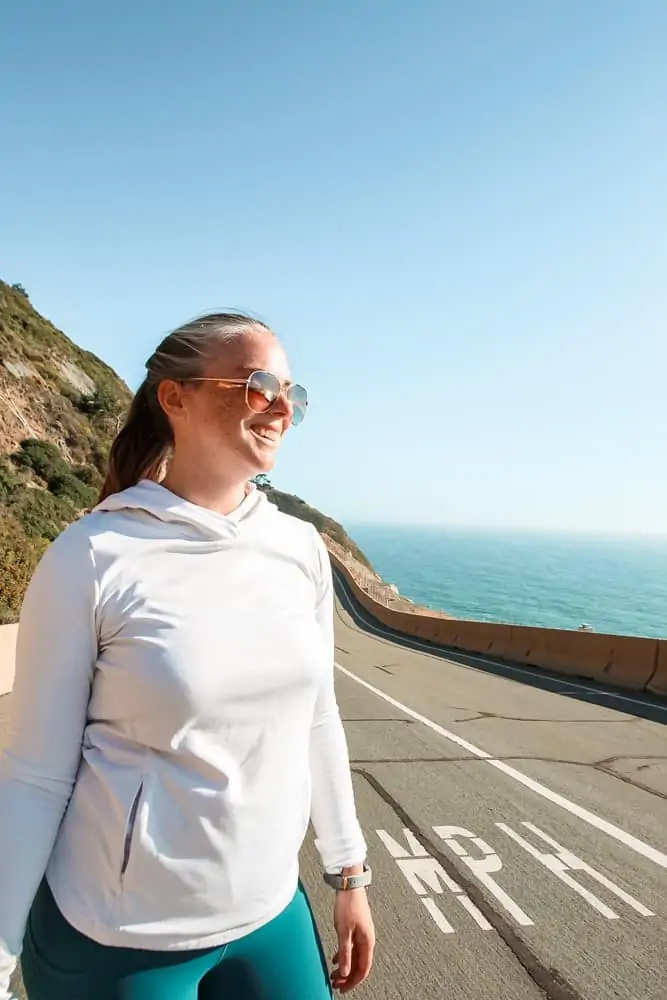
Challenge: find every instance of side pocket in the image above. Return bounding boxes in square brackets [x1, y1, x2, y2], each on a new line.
[120, 780, 144, 880]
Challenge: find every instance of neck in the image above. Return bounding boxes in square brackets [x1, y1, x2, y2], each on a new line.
[160, 457, 249, 516]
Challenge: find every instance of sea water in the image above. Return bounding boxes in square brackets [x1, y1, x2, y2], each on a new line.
[348, 526, 667, 639]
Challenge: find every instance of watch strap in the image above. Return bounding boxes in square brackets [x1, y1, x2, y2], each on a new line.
[323, 864, 372, 890]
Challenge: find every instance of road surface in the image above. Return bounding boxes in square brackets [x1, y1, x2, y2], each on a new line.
[299, 574, 667, 999]
[1, 577, 666, 999]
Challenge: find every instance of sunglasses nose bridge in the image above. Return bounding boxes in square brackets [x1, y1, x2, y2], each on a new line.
[247, 372, 306, 426]
[271, 386, 294, 419]
[265, 387, 305, 428]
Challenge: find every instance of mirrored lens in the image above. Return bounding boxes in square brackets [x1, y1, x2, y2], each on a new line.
[246, 370, 280, 413]
[287, 384, 308, 426]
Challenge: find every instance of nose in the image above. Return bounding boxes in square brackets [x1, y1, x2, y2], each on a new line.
[272, 388, 293, 423]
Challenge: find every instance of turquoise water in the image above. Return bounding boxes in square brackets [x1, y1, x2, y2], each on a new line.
[348, 526, 667, 639]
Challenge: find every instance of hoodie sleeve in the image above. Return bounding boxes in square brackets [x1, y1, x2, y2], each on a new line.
[0, 524, 98, 999]
[308, 531, 367, 873]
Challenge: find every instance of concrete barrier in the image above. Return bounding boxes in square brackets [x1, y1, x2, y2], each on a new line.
[498, 626, 657, 691]
[647, 640, 667, 697]
[329, 549, 662, 696]
[0, 624, 18, 696]
[445, 622, 516, 660]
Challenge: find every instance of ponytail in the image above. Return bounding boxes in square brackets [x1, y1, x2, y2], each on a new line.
[98, 381, 171, 503]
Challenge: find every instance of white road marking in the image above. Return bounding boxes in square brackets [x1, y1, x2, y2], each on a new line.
[422, 897, 455, 934]
[337, 662, 667, 870]
[498, 822, 655, 919]
[377, 827, 429, 859]
[433, 826, 533, 926]
[376, 828, 492, 933]
[458, 893, 494, 930]
[376, 817, 653, 935]
[334, 583, 664, 712]
[397, 857, 461, 896]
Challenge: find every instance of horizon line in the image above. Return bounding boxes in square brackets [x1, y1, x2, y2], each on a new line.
[341, 521, 667, 539]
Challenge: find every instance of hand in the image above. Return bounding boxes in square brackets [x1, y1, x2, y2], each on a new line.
[331, 887, 375, 992]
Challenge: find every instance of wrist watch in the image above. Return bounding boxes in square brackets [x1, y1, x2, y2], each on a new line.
[323, 864, 372, 890]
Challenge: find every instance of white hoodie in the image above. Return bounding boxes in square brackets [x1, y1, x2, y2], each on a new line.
[0, 481, 366, 995]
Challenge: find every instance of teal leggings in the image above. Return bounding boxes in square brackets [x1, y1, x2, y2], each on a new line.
[21, 879, 333, 1000]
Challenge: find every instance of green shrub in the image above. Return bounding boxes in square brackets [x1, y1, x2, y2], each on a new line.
[75, 386, 120, 416]
[14, 488, 77, 540]
[47, 471, 97, 508]
[14, 438, 68, 481]
[0, 515, 48, 623]
[72, 463, 102, 488]
[0, 457, 21, 502]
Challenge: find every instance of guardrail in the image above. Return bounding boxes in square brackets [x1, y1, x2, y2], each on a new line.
[328, 549, 666, 697]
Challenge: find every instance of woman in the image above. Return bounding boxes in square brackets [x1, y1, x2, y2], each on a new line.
[0, 312, 375, 1000]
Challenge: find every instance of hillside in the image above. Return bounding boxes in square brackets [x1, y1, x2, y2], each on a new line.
[258, 484, 372, 571]
[0, 280, 372, 622]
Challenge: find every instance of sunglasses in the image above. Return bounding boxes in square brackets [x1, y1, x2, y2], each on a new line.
[188, 370, 308, 427]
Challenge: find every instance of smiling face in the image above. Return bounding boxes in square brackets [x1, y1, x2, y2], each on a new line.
[158, 328, 294, 484]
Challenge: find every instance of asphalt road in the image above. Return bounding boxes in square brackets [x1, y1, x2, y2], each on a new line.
[1, 581, 666, 1000]
[299, 577, 667, 1000]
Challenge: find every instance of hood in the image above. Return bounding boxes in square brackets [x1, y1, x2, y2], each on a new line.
[94, 479, 273, 543]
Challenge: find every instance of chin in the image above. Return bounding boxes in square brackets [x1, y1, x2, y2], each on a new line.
[256, 456, 277, 475]
[246, 449, 278, 477]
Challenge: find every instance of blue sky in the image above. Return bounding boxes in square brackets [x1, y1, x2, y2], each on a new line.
[1, 1, 665, 534]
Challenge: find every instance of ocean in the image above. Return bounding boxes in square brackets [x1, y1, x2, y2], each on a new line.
[348, 525, 667, 639]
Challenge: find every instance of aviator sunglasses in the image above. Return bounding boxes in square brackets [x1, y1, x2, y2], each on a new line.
[188, 370, 308, 427]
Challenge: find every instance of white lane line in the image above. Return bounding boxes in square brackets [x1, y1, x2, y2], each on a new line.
[336, 662, 667, 871]
[334, 585, 663, 712]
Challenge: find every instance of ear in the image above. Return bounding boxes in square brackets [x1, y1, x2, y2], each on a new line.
[156, 379, 189, 424]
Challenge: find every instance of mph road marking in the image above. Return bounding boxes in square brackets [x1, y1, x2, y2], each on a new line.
[497, 821, 654, 920]
[376, 827, 493, 933]
[336, 662, 667, 870]
[376, 822, 654, 936]
[434, 826, 533, 925]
